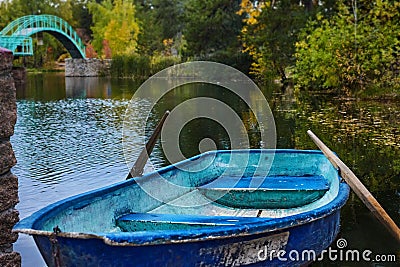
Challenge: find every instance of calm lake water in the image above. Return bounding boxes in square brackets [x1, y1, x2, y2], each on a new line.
[12, 72, 399, 266]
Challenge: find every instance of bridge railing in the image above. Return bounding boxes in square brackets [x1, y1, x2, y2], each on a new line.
[17, 15, 85, 54]
[0, 15, 85, 58]
[0, 36, 32, 55]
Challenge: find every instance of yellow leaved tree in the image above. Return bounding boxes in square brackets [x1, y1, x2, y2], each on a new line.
[89, 0, 140, 58]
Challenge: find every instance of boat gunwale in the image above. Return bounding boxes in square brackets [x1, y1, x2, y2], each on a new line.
[13, 149, 350, 246]
[14, 183, 349, 247]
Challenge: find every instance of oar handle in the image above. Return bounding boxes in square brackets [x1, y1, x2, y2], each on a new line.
[126, 111, 170, 179]
[307, 130, 400, 243]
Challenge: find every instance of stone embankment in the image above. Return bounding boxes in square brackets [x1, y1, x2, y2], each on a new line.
[65, 58, 111, 77]
[0, 47, 21, 266]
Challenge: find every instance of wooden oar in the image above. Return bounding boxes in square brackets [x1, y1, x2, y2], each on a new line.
[307, 130, 400, 243]
[126, 111, 170, 179]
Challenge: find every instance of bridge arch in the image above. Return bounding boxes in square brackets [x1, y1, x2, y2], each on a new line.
[0, 15, 86, 58]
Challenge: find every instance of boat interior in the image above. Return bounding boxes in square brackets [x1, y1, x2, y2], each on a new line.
[30, 150, 340, 234]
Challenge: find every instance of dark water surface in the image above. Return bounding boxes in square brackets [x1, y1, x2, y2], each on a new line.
[12, 73, 399, 266]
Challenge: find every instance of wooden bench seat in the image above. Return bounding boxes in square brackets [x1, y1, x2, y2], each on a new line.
[116, 213, 266, 232]
[197, 175, 329, 209]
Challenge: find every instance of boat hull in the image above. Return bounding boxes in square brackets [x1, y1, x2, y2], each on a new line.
[34, 208, 343, 267]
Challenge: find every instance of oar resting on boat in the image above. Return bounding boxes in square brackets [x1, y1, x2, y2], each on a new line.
[126, 110, 170, 179]
[307, 130, 400, 243]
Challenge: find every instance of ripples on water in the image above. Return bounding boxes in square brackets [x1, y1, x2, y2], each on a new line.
[12, 76, 166, 265]
[12, 99, 122, 217]
[13, 98, 167, 216]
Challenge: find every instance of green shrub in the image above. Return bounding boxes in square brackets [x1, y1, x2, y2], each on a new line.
[110, 55, 124, 77]
[151, 55, 181, 74]
[111, 54, 183, 78]
[111, 54, 151, 79]
[294, 1, 400, 96]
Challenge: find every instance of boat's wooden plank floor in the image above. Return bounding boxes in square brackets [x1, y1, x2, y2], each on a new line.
[150, 189, 259, 217]
[147, 176, 330, 218]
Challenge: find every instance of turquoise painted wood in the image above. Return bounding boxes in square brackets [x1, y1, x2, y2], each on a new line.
[0, 15, 85, 58]
[198, 175, 329, 208]
[14, 149, 350, 266]
[117, 213, 268, 231]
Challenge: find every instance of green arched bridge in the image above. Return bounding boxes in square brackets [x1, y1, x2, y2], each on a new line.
[0, 15, 86, 58]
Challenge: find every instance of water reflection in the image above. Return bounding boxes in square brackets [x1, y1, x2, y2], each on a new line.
[15, 73, 66, 100]
[148, 83, 267, 161]
[65, 77, 112, 98]
[277, 90, 400, 264]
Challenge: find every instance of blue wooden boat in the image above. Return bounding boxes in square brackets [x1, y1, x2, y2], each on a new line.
[14, 149, 350, 266]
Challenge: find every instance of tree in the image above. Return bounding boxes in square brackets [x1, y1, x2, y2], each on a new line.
[152, 0, 183, 40]
[133, 0, 163, 55]
[89, 0, 140, 57]
[294, 0, 400, 94]
[183, 0, 243, 58]
[133, 0, 184, 56]
[237, 0, 330, 83]
[0, 1, 15, 29]
[88, 0, 112, 55]
[71, 0, 92, 31]
[0, 0, 74, 22]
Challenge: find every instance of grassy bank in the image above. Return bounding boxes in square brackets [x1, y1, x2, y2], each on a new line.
[110, 55, 181, 79]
